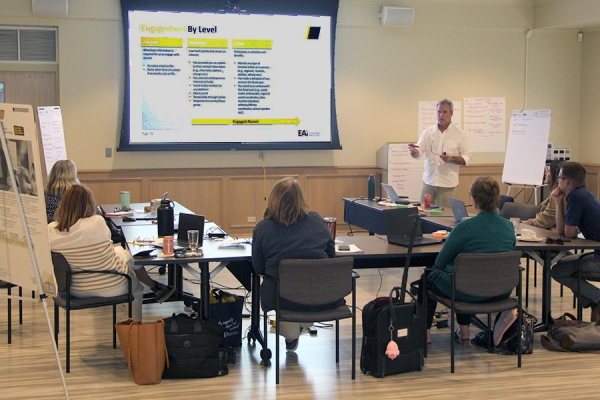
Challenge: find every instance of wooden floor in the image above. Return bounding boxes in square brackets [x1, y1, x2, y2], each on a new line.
[2, 241, 599, 399]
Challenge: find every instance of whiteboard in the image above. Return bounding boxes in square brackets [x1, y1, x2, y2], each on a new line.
[501, 110, 551, 186]
[37, 106, 67, 174]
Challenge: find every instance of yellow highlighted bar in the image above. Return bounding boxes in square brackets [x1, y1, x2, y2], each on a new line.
[192, 118, 300, 125]
[188, 38, 228, 48]
[141, 37, 183, 48]
[232, 39, 272, 49]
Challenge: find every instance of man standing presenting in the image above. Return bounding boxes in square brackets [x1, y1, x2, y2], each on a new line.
[550, 162, 600, 322]
[408, 99, 472, 207]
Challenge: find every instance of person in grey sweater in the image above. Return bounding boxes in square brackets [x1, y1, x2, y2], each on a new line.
[252, 177, 335, 351]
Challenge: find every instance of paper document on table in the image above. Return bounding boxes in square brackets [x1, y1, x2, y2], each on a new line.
[218, 239, 251, 249]
[335, 244, 363, 254]
[105, 211, 134, 217]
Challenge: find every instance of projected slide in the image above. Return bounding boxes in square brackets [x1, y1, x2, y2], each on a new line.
[127, 10, 332, 145]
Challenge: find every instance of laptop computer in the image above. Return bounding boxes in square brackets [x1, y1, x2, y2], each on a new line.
[449, 197, 469, 222]
[153, 213, 205, 249]
[381, 183, 410, 204]
[382, 207, 441, 247]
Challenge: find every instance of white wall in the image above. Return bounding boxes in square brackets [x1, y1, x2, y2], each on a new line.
[0, 0, 588, 169]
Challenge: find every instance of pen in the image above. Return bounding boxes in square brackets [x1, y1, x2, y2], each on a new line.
[408, 144, 419, 148]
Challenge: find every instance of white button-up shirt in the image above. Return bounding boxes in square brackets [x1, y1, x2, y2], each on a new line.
[415, 122, 472, 188]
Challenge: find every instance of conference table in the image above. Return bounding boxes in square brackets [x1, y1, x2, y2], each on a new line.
[117, 198, 600, 365]
[342, 197, 600, 331]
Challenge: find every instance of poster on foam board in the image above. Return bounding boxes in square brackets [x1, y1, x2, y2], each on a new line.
[0, 103, 55, 295]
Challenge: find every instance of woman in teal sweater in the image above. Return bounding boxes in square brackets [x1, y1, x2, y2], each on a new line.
[426, 177, 516, 344]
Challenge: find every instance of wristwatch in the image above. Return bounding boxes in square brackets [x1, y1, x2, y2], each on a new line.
[451, 156, 456, 164]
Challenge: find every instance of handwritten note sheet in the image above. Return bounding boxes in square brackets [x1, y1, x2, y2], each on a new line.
[502, 110, 551, 186]
[464, 97, 506, 153]
[37, 106, 67, 174]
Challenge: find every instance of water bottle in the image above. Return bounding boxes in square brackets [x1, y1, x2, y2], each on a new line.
[157, 199, 175, 237]
[368, 174, 375, 200]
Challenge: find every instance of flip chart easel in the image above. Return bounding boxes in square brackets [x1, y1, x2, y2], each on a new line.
[501, 110, 551, 205]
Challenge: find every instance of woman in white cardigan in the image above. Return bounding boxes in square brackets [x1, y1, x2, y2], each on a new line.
[48, 185, 174, 321]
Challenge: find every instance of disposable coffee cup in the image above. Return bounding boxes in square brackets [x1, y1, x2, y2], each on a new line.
[324, 217, 337, 239]
[150, 198, 161, 213]
[521, 229, 536, 240]
[120, 191, 130, 210]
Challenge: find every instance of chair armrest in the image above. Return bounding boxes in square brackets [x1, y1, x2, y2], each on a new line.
[66, 270, 133, 297]
[352, 271, 360, 279]
[69, 269, 131, 281]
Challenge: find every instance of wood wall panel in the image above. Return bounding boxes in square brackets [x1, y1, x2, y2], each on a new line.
[80, 177, 144, 206]
[228, 174, 295, 230]
[305, 173, 370, 221]
[76, 163, 600, 237]
[148, 176, 223, 221]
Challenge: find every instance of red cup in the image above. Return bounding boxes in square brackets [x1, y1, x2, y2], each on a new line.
[324, 217, 337, 239]
[424, 194, 432, 209]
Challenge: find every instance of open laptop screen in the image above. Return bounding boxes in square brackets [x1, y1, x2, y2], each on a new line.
[176, 213, 205, 246]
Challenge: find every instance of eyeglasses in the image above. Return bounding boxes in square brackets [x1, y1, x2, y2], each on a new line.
[130, 236, 155, 245]
[545, 165, 551, 172]
[468, 189, 472, 197]
[545, 237, 564, 245]
[557, 176, 566, 181]
[430, 139, 445, 156]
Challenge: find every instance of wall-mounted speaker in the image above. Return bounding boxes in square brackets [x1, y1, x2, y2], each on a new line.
[379, 6, 414, 27]
[32, 0, 68, 16]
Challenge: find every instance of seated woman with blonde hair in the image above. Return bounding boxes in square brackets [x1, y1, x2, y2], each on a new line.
[252, 177, 336, 352]
[47, 185, 174, 321]
[45, 160, 80, 223]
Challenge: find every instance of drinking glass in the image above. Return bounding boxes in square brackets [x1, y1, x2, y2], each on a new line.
[510, 217, 520, 234]
[187, 230, 200, 254]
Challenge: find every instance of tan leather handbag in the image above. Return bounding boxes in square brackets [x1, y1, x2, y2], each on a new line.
[116, 318, 169, 385]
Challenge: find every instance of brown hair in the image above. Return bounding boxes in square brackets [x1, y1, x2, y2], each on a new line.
[54, 185, 97, 232]
[44, 160, 80, 196]
[559, 161, 586, 187]
[263, 177, 310, 226]
[470, 176, 500, 212]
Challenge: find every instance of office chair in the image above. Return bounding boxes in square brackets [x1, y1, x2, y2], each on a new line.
[499, 195, 514, 210]
[425, 251, 523, 373]
[261, 257, 358, 384]
[51, 251, 133, 373]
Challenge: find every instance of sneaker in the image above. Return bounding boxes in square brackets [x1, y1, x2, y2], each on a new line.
[285, 338, 299, 352]
[152, 282, 175, 304]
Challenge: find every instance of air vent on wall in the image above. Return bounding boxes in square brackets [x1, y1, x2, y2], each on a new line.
[0, 27, 57, 63]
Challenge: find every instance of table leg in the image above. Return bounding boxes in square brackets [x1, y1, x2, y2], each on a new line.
[199, 261, 210, 320]
[247, 272, 270, 363]
[535, 250, 552, 332]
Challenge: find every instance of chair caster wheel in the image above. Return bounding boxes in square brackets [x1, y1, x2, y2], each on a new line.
[158, 266, 166, 275]
[260, 348, 272, 361]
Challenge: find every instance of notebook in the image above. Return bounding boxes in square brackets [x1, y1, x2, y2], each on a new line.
[382, 207, 441, 247]
[449, 197, 469, 222]
[381, 183, 410, 204]
[153, 213, 205, 249]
